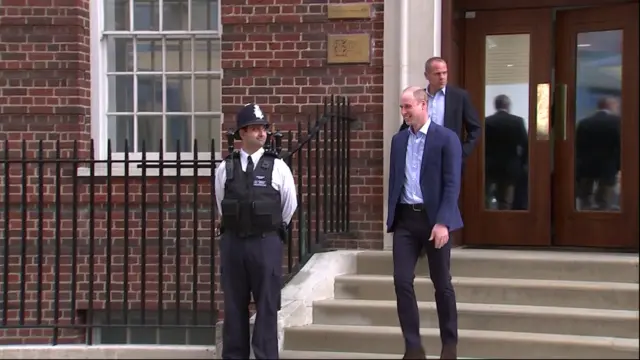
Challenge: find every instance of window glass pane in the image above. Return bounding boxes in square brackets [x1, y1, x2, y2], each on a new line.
[104, 0, 130, 31]
[93, 310, 217, 345]
[194, 75, 221, 113]
[574, 30, 622, 212]
[130, 328, 159, 344]
[166, 75, 193, 112]
[194, 115, 221, 153]
[108, 75, 134, 113]
[167, 115, 192, 152]
[134, 0, 159, 31]
[137, 75, 164, 112]
[138, 115, 163, 152]
[107, 38, 134, 73]
[484, 34, 531, 211]
[137, 38, 163, 72]
[191, 0, 219, 31]
[166, 38, 192, 72]
[188, 328, 216, 345]
[163, 0, 188, 31]
[194, 39, 220, 72]
[108, 115, 134, 152]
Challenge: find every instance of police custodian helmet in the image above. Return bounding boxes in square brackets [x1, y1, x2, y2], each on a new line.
[234, 103, 270, 140]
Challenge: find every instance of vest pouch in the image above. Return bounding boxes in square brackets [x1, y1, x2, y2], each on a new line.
[251, 200, 278, 231]
[220, 199, 241, 230]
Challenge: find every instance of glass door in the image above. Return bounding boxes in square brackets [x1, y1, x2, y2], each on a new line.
[553, 3, 639, 248]
[462, 9, 554, 246]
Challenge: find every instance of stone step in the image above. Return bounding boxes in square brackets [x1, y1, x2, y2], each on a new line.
[334, 275, 639, 310]
[283, 324, 639, 359]
[280, 350, 476, 359]
[355, 249, 639, 283]
[312, 299, 639, 338]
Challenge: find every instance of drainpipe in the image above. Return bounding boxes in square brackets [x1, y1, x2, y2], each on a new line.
[399, 0, 409, 91]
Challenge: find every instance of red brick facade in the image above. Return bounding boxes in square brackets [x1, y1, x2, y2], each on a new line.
[220, 0, 385, 247]
[0, 0, 384, 345]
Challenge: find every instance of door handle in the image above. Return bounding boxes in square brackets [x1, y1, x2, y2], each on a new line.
[536, 83, 550, 141]
[554, 84, 568, 141]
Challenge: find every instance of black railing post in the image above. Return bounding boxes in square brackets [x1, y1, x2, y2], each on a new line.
[140, 141, 148, 328]
[1, 140, 8, 329]
[345, 99, 351, 232]
[176, 140, 182, 326]
[37, 140, 45, 328]
[20, 140, 27, 327]
[306, 116, 312, 254]
[53, 140, 62, 345]
[273, 130, 283, 155]
[123, 139, 130, 326]
[87, 139, 96, 345]
[329, 95, 336, 232]
[296, 121, 304, 263]
[265, 130, 273, 151]
[71, 140, 79, 327]
[341, 97, 349, 232]
[210, 138, 218, 328]
[191, 139, 200, 332]
[226, 131, 235, 154]
[322, 97, 329, 235]
[158, 139, 165, 328]
[105, 140, 113, 327]
[314, 105, 321, 248]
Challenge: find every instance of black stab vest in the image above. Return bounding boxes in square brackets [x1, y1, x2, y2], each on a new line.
[220, 151, 283, 237]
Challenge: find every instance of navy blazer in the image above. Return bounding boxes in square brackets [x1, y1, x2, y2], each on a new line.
[398, 86, 481, 159]
[386, 123, 463, 233]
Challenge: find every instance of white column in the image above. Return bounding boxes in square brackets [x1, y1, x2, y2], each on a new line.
[382, 0, 442, 250]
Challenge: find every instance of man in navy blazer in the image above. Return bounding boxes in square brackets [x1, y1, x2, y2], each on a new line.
[398, 57, 481, 162]
[387, 86, 463, 359]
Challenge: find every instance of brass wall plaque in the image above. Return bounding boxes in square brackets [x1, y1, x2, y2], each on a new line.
[327, 4, 372, 20]
[327, 33, 371, 64]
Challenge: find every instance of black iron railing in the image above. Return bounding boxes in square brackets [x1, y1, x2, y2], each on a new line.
[0, 95, 354, 345]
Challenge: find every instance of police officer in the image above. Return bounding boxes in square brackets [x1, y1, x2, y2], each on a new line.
[214, 103, 298, 359]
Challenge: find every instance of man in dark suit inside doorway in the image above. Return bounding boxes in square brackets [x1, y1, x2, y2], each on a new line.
[399, 57, 481, 162]
[575, 96, 621, 210]
[388, 86, 463, 360]
[484, 94, 529, 210]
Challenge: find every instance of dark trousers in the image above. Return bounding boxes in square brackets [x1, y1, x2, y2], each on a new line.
[220, 233, 282, 359]
[393, 206, 458, 351]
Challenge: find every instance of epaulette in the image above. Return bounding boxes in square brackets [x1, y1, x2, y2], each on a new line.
[262, 150, 281, 159]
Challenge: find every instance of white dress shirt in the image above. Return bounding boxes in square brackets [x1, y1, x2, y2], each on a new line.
[214, 147, 298, 225]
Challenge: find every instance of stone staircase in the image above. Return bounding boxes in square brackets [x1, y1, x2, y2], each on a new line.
[280, 249, 639, 359]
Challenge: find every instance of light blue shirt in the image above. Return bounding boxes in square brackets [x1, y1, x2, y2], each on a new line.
[427, 85, 446, 126]
[400, 120, 431, 204]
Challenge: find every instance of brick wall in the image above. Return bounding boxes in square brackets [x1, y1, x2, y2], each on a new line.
[0, 0, 386, 345]
[220, 0, 385, 249]
[0, 0, 93, 344]
[0, 0, 92, 154]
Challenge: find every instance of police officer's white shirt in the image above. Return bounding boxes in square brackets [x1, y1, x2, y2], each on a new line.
[214, 147, 298, 224]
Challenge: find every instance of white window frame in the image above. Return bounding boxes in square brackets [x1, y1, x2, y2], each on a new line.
[89, 0, 223, 174]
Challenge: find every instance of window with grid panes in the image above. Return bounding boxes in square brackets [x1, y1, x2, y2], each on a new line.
[101, 0, 222, 159]
[89, 309, 217, 345]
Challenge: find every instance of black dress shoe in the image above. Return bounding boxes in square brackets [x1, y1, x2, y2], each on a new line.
[403, 347, 426, 359]
[440, 344, 457, 359]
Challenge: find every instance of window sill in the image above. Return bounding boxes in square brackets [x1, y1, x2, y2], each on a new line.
[76, 163, 216, 178]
